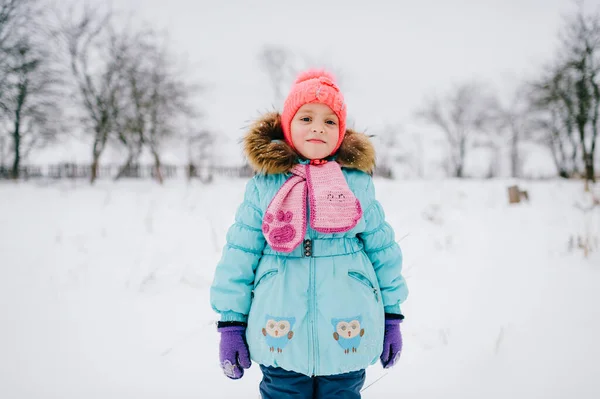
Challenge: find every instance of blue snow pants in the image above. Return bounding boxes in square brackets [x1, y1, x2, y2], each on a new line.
[259, 365, 366, 399]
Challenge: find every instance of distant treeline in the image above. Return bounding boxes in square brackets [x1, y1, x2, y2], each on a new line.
[0, 163, 395, 181]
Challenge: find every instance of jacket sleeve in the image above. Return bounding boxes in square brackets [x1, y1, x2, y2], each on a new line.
[357, 176, 408, 315]
[210, 177, 266, 323]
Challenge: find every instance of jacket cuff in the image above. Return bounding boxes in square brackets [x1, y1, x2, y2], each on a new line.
[384, 313, 405, 321]
[220, 311, 248, 323]
[217, 321, 247, 330]
[384, 304, 401, 315]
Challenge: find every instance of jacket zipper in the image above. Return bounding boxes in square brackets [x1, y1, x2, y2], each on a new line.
[309, 248, 317, 376]
[305, 190, 318, 376]
[304, 233, 318, 376]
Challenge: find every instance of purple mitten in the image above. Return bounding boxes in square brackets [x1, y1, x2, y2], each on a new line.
[380, 315, 403, 368]
[218, 323, 252, 379]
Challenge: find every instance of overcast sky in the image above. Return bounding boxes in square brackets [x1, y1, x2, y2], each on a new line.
[81, 0, 582, 164]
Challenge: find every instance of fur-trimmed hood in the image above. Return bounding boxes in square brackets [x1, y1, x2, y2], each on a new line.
[243, 112, 376, 175]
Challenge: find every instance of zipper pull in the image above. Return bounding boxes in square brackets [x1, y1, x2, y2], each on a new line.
[374, 288, 379, 302]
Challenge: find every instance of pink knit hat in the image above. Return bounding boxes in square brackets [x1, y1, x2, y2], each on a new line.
[281, 69, 347, 156]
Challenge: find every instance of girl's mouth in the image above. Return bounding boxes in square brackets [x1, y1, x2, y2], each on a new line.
[307, 139, 325, 143]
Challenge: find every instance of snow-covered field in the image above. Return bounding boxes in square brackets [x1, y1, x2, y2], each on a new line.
[1, 178, 599, 399]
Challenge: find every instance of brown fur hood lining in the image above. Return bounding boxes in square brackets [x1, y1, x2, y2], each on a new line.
[243, 112, 376, 175]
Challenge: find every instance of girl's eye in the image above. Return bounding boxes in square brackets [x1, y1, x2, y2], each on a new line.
[279, 324, 285, 330]
[300, 117, 311, 122]
[269, 323, 275, 329]
[326, 120, 336, 125]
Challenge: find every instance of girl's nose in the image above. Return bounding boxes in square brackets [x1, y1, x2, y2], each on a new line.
[312, 126, 324, 133]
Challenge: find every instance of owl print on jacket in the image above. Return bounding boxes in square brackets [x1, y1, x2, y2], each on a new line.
[332, 316, 365, 354]
[262, 316, 295, 353]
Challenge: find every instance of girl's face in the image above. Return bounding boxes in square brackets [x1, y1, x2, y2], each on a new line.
[290, 103, 339, 160]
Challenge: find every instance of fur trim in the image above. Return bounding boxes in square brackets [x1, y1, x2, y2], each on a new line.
[243, 112, 376, 175]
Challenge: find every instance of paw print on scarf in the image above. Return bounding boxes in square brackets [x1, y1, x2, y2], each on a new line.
[262, 210, 295, 245]
[326, 191, 347, 202]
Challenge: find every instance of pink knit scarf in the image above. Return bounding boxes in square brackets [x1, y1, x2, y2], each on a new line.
[262, 161, 362, 253]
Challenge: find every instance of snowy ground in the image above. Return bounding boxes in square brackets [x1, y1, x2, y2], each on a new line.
[1, 177, 599, 399]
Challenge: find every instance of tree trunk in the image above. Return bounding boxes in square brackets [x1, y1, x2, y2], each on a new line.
[584, 153, 595, 183]
[114, 143, 142, 180]
[90, 140, 102, 184]
[10, 76, 28, 181]
[455, 137, 466, 178]
[90, 123, 110, 184]
[510, 121, 520, 178]
[11, 114, 20, 180]
[151, 146, 163, 184]
[551, 127, 572, 178]
[569, 130, 579, 176]
[454, 163, 464, 178]
[90, 155, 99, 183]
[589, 77, 598, 184]
[11, 99, 23, 180]
[114, 154, 135, 180]
[548, 134, 563, 178]
[577, 123, 592, 182]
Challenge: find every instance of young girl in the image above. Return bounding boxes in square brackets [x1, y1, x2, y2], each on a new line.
[210, 69, 408, 398]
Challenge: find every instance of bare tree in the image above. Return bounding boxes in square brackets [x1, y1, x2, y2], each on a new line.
[528, 4, 600, 182]
[145, 43, 197, 184]
[529, 66, 580, 178]
[112, 28, 146, 180]
[1, 0, 29, 155]
[417, 82, 497, 178]
[0, 0, 25, 112]
[58, 4, 125, 184]
[112, 29, 198, 183]
[560, 4, 600, 183]
[0, 0, 65, 179]
[0, 0, 20, 168]
[0, 0, 17, 48]
[6, 38, 64, 178]
[57, 3, 200, 185]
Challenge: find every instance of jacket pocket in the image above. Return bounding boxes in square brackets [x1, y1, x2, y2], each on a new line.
[252, 268, 278, 297]
[348, 270, 379, 303]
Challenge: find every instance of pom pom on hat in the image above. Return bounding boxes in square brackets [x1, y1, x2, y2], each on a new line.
[294, 69, 337, 84]
[281, 69, 347, 156]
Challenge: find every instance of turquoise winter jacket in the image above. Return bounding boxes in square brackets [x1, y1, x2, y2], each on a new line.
[210, 113, 408, 377]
